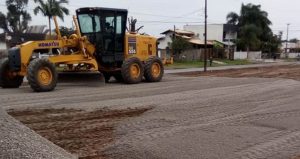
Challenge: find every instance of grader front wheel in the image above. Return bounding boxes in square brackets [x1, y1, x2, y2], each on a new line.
[27, 58, 58, 92]
[0, 58, 24, 88]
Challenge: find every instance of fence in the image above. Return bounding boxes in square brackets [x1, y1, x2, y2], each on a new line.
[159, 48, 232, 61]
[286, 53, 300, 59]
[234, 51, 262, 60]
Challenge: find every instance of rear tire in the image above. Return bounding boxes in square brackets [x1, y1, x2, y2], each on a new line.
[27, 58, 57, 92]
[121, 57, 144, 84]
[144, 57, 164, 82]
[0, 58, 24, 88]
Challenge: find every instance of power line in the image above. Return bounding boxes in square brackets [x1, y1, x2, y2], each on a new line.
[159, 8, 204, 22]
[129, 11, 203, 19]
[273, 29, 300, 32]
[138, 20, 204, 24]
[1, 3, 203, 20]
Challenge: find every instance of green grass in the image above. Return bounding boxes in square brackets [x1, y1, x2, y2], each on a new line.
[218, 59, 252, 65]
[165, 59, 252, 69]
[165, 61, 204, 69]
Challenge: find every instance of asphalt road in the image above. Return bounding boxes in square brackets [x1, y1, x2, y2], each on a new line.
[1, 73, 300, 159]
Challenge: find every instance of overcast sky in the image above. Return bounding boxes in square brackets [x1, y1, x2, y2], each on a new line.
[0, 0, 299, 39]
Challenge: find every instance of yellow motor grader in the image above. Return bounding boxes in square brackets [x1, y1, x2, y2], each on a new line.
[0, 7, 164, 92]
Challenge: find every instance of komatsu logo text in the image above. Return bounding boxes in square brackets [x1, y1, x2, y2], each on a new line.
[38, 42, 59, 47]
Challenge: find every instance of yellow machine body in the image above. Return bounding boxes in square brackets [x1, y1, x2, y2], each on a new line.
[1, 7, 164, 92]
[125, 33, 157, 61]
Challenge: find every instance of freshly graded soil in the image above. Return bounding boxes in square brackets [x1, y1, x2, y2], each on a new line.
[175, 64, 300, 80]
[7, 107, 151, 159]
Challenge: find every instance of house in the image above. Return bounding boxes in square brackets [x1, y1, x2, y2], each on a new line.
[183, 24, 238, 48]
[158, 29, 213, 50]
[158, 29, 193, 50]
[280, 41, 300, 58]
[2, 25, 48, 48]
[281, 41, 300, 53]
[157, 29, 214, 61]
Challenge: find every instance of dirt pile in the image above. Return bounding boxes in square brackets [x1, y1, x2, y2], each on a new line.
[8, 107, 152, 159]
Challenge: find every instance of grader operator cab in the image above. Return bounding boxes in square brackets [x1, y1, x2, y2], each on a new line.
[0, 7, 164, 92]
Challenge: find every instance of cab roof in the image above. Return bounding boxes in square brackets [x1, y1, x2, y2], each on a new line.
[76, 7, 128, 13]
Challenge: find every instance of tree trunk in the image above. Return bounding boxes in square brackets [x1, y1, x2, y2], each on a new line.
[48, 17, 51, 37]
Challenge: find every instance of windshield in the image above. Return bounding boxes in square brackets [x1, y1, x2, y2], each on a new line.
[78, 14, 101, 33]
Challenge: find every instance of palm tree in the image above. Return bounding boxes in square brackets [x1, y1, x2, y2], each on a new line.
[226, 12, 239, 25]
[0, 0, 32, 33]
[239, 24, 262, 53]
[226, 3, 273, 51]
[33, 0, 69, 36]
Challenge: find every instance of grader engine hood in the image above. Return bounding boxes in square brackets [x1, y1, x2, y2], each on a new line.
[7, 47, 21, 71]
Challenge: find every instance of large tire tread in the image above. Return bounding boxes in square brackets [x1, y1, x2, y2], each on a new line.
[0, 58, 24, 88]
[27, 58, 57, 92]
[144, 56, 164, 82]
[121, 57, 144, 84]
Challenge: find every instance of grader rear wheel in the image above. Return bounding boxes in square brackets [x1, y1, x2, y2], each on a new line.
[27, 58, 58, 92]
[144, 57, 164, 82]
[0, 58, 24, 88]
[121, 57, 144, 84]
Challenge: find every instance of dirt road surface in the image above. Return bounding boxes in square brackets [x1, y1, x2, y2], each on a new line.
[1, 64, 300, 159]
[175, 64, 300, 81]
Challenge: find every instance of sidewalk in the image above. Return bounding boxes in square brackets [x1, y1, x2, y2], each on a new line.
[165, 61, 298, 74]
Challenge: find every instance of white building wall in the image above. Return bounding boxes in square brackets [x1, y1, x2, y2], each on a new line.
[234, 52, 248, 60]
[281, 42, 300, 52]
[0, 42, 6, 50]
[234, 51, 262, 60]
[225, 32, 237, 41]
[158, 32, 173, 49]
[184, 24, 224, 42]
[287, 53, 300, 58]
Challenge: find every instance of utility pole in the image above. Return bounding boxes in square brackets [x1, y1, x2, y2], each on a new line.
[173, 25, 176, 40]
[285, 23, 290, 55]
[203, 0, 208, 72]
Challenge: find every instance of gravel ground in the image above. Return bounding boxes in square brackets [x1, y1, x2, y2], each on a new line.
[1, 67, 300, 158]
[0, 108, 76, 159]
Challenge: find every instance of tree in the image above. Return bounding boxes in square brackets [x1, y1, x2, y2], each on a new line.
[238, 24, 262, 52]
[33, 0, 69, 36]
[59, 26, 74, 37]
[226, 3, 276, 52]
[226, 12, 239, 25]
[170, 37, 192, 54]
[0, 0, 31, 33]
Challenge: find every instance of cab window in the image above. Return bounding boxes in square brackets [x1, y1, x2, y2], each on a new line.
[78, 14, 101, 33]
